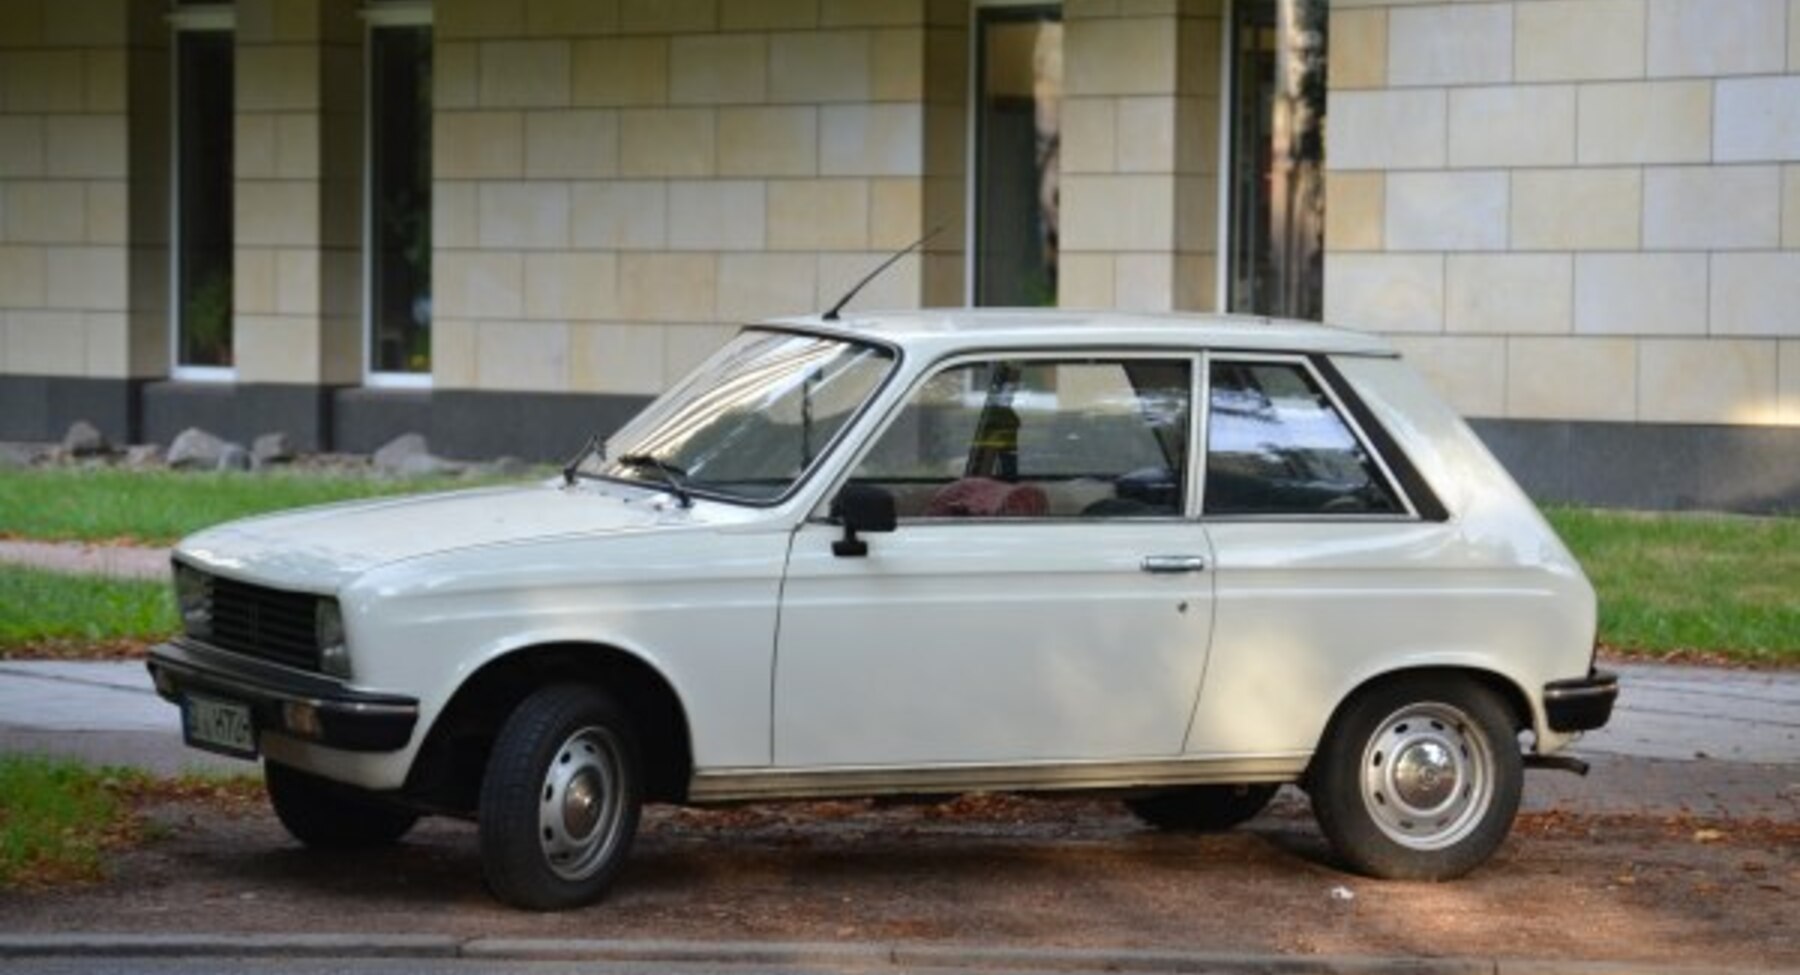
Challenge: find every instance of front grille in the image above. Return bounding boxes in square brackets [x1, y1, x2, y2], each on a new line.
[201, 574, 322, 672]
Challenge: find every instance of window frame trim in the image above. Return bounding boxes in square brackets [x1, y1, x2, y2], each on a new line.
[168, 16, 237, 383]
[362, 10, 435, 389]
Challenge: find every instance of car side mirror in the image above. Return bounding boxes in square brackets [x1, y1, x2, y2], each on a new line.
[830, 483, 896, 557]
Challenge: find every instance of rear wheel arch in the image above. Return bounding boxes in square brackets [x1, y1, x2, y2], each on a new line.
[1309, 666, 1532, 779]
[405, 642, 694, 811]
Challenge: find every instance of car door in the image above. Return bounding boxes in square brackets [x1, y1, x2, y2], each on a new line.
[773, 354, 1216, 768]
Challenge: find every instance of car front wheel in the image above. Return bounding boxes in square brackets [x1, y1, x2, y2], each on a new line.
[478, 683, 643, 911]
[1310, 676, 1522, 880]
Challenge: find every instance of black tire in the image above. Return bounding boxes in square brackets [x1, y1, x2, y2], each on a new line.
[478, 683, 643, 911]
[1310, 675, 1523, 880]
[265, 762, 418, 849]
[1125, 783, 1280, 832]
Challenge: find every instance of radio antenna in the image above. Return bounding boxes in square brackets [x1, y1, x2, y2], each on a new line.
[822, 226, 945, 321]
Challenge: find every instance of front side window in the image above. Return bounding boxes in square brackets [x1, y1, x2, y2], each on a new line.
[973, 4, 1062, 307]
[852, 358, 1191, 519]
[597, 331, 895, 504]
[1205, 359, 1400, 516]
[368, 24, 432, 377]
[174, 29, 234, 369]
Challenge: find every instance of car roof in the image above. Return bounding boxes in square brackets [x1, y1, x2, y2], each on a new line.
[760, 309, 1397, 358]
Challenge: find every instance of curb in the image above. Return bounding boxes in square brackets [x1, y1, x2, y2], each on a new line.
[0, 936, 1792, 974]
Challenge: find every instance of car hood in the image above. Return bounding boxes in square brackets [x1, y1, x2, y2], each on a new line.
[177, 481, 710, 591]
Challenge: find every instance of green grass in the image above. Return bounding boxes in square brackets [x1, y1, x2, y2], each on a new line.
[0, 755, 140, 887]
[0, 468, 489, 546]
[1546, 507, 1800, 664]
[0, 565, 177, 651]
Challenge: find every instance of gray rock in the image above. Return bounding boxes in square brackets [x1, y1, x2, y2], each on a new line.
[123, 444, 164, 468]
[61, 420, 108, 457]
[0, 443, 41, 468]
[251, 431, 293, 466]
[397, 452, 463, 477]
[372, 433, 430, 473]
[167, 428, 231, 470]
[216, 444, 251, 472]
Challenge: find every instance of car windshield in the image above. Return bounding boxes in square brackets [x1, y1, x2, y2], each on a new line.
[590, 329, 896, 504]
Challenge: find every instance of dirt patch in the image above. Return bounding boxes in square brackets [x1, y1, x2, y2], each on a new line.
[0, 792, 1794, 967]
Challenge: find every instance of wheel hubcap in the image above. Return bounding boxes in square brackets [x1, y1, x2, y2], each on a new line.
[538, 726, 626, 881]
[1360, 702, 1494, 851]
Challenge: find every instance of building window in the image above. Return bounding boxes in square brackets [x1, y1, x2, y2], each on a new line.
[972, 4, 1061, 307]
[173, 27, 234, 372]
[367, 22, 432, 381]
[1226, 0, 1327, 321]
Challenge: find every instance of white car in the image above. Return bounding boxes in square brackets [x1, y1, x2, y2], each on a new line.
[149, 311, 1617, 910]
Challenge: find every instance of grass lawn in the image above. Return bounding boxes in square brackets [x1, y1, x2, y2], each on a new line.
[1545, 507, 1800, 666]
[0, 565, 177, 654]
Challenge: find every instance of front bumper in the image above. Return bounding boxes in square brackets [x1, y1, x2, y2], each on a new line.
[1543, 669, 1619, 733]
[147, 639, 418, 752]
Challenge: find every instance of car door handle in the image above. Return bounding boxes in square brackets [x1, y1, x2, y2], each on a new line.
[1141, 555, 1208, 574]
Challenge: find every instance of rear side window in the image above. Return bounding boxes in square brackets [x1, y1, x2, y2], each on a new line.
[1205, 359, 1403, 516]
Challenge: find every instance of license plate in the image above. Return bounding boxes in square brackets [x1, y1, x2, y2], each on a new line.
[182, 694, 258, 759]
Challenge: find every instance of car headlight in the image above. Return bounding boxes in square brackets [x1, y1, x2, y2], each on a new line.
[315, 599, 351, 679]
[173, 563, 211, 640]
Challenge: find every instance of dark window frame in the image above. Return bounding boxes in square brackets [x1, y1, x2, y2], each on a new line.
[171, 24, 236, 375]
[970, 3, 1063, 308]
[365, 19, 434, 383]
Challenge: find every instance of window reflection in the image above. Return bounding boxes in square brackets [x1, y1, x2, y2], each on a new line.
[975, 6, 1061, 307]
[175, 30, 234, 368]
[369, 26, 432, 375]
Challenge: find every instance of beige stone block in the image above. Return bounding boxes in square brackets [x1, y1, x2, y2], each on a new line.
[1714, 77, 1800, 163]
[573, 38, 670, 107]
[1577, 81, 1711, 165]
[1446, 255, 1572, 336]
[275, 115, 320, 180]
[1061, 98, 1116, 174]
[572, 323, 667, 395]
[1323, 254, 1445, 334]
[572, 180, 668, 249]
[1387, 336, 1507, 417]
[1511, 169, 1642, 251]
[1325, 172, 1383, 253]
[1644, 166, 1781, 250]
[620, 253, 718, 322]
[523, 252, 620, 321]
[664, 323, 738, 384]
[436, 112, 525, 178]
[1113, 254, 1175, 312]
[1639, 338, 1778, 424]
[237, 182, 319, 248]
[0, 247, 47, 307]
[1115, 97, 1176, 174]
[869, 178, 923, 249]
[621, 0, 716, 34]
[620, 108, 715, 177]
[524, 111, 619, 178]
[1327, 90, 1446, 171]
[1506, 337, 1637, 421]
[718, 106, 818, 177]
[83, 311, 127, 379]
[770, 31, 872, 103]
[817, 251, 919, 309]
[768, 180, 870, 250]
[1065, 18, 1174, 96]
[0, 118, 44, 177]
[85, 50, 126, 113]
[1388, 4, 1511, 87]
[7, 311, 86, 376]
[1785, 166, 1800, 248]
[0, 2, 44, 48]
[477, 182, 571, 249]
[1780, 340, 1800, 423]
[46, 117, 125, 179]
[668, 181, 766, 251]
[1174, 173, 1218, 254]
[435, 251, 524, 319]
[431, 318, 478, 388]
[527, 0, 621, 36]
[1647, 0, 1784, 77]
[477, 320, 570, 392]
[1449, 87, 1575, 169]
[84, 182, 125, 245]
[47, 246, 125, 311]
[717, 253, 819, 320]
[1574, 253, 1708, 336]
[872, 28, 925, 101]
[1060, 175, 1175, 252]
[480, 41, 571, 108]
[435, 42, 479, 110]
[670, 34, 768, 105]
[1710, 253, 1800, 336]
[6, 182, 84, 244]
[1793, 0, 1800, 70]
[1516, 0, 1646, 82]
[438, 0, 525, 40]
[273, 249, 318, 316]
[4, 52, 83, 113]
[821, 103, 923, 176]
[236, 314, 324, 384]
[1328, 9, 1386, 89]
[236, 114, 277, 179]
[723, 0, 818, 31]
[1057, 254, 1114, 308]
[822, 0, 923, 27]
[238, 47, 319, 113]
[234, 248, 276, 315]
[434, 181, 479, 248]
[1385, 171, 1507, 252]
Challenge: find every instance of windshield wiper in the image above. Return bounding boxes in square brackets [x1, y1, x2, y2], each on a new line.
[561, 435, 605, 487]
[616, 453, 693, 508]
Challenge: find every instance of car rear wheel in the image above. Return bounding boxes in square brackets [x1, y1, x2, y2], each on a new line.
[478, 683, 643, 911]
[265, 761, 418, 849]
[1125, 783, 1279, 832]
[1310, 676, 1522, 880]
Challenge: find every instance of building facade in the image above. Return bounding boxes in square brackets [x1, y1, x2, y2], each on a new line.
[0, 0, 1796, 509]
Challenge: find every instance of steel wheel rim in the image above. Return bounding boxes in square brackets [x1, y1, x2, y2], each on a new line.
[537, 725, 628, 881]
[1359, 702, 1494, 851]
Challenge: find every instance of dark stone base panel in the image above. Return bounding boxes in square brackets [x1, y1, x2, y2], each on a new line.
[0, 375, 144, 444]
[142, 382, 337, 454]
[1468, 418, 1800, 515]
[331, 388, 433, 455]
[428, 390, 650, 462]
